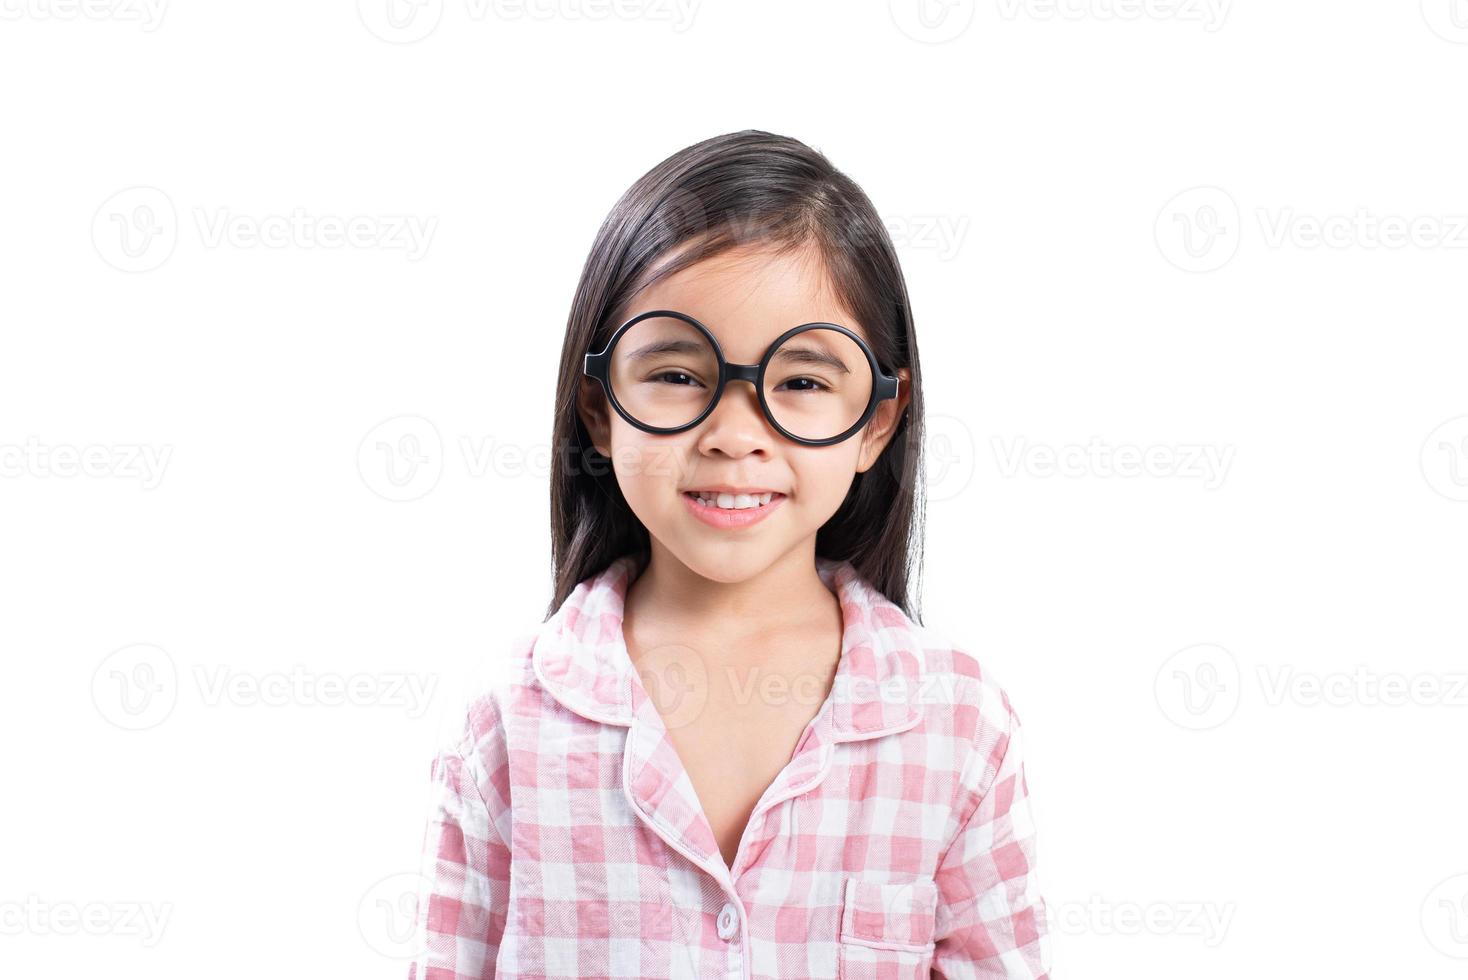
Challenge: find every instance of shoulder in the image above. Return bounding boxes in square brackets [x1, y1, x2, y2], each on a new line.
[417, 630, 550, 821]
[909, 622, 1028, 788]
[433, 630, 544, 773]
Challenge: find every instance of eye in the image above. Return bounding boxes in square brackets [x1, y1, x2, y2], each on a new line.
[775, 376, 830, 393]
[649, 370, 705, 387]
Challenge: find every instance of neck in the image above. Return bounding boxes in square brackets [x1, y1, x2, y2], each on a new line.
[624, 539, 836, 641]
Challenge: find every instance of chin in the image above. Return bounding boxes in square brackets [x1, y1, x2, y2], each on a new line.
[675, 547, 781, 584]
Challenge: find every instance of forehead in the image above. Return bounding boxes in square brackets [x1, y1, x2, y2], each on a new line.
[624, 243, 868, 357]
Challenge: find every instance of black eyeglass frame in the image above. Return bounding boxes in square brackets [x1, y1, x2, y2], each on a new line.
[583, 309, 901, 448]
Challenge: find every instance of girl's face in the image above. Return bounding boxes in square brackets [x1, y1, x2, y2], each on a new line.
[577, 242, 911, 583]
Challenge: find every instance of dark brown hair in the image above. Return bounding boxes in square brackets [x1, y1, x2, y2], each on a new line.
[547, 129, 926, 622]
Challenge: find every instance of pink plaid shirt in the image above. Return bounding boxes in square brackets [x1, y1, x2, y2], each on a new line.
[408, 553, 1050, 979]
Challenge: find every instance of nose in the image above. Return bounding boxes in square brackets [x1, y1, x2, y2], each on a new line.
[694, 376, 773, 456]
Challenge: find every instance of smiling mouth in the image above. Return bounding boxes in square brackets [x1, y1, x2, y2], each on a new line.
[682, 490, 784, 511]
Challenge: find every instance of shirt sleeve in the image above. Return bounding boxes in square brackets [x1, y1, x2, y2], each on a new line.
[930, 702, 1051, 979]
[407, 733, 512, 980]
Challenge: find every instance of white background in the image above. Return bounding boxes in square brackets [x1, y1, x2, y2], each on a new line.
[3, 1, 1466, 977]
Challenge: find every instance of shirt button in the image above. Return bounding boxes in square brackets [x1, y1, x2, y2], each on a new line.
[716, 902, 738, 941]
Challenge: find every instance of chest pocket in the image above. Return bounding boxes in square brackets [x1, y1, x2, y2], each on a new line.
[836, 876, 939, 980]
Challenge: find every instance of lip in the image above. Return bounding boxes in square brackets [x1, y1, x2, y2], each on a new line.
[683, 485, 783, 495]
[681, 490, 786, 530]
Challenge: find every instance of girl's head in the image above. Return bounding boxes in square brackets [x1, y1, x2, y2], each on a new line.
[549, 130, 925, 620]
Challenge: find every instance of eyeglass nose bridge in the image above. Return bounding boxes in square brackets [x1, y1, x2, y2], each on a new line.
[722, 362, 762, 387]
[703, 361, 767, 427]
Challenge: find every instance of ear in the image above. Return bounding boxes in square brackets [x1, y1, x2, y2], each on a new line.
[855, 368, 911, 473]
[577, 377, 613, 458]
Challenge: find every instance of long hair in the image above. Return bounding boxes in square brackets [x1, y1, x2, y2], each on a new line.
[546, 129, 926, 622]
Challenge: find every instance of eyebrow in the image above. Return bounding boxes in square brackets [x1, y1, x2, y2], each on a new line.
[771, 342, 852, 374]
[621, 339, 711, 361]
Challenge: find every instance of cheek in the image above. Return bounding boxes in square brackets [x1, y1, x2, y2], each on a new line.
[607, 425, 694, 505]
[788, 446, 864, 512]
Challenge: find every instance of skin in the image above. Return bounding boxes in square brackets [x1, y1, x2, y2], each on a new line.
[576, 239, 912, 868]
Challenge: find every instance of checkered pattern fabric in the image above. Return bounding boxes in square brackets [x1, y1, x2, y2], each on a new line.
[408, 552, 1050, 978]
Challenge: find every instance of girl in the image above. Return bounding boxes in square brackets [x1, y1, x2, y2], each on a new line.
[408, 130, 1050, 979]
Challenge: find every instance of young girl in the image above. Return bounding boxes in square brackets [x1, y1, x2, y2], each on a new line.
[408, 130, 1050, 979]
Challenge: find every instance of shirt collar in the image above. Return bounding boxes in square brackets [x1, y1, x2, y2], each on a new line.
[532, 551, 925, 739]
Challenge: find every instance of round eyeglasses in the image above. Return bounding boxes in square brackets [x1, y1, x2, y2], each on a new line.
[583, 310, 901, 447]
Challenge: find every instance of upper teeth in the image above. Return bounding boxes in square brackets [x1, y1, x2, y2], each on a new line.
[689, 491, 776, 510]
